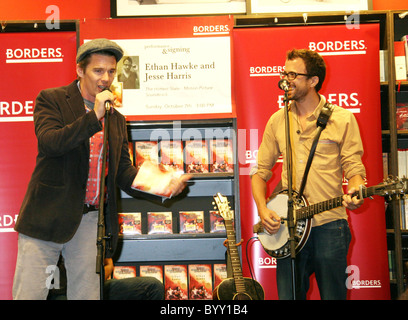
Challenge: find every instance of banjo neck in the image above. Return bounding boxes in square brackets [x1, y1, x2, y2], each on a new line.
[296, 186, 376, 220]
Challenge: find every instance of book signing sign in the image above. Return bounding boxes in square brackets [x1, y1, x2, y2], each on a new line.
[233, 23, 390, 299]
[0, 31, 76, 299]
[79, 16, 235, 121]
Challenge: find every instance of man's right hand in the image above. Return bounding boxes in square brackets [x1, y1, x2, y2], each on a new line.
[94, 89, 115, 120]
[259, 207, 281, 235]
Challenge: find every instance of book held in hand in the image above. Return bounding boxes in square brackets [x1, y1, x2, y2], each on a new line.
[131, 160, 182, 199]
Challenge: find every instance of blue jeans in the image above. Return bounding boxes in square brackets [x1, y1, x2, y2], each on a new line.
[13, 211, 100, 300]
[276, 219, 351, 300]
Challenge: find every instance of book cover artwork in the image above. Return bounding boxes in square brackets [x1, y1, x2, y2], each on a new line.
[164, 265, 188, 300]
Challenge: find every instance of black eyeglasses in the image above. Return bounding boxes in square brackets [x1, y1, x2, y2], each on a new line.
[280, 71, 310, 80]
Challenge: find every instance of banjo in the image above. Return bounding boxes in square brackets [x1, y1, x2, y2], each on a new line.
[253, 177, 408, 259]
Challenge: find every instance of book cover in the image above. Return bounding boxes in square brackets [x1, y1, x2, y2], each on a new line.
[188, 264, 213, 300]
[140, 265, 164, 283]
[379, 50, 388, 82]
[131, 160, 183, 199]
[135, 141, 159, 170]
[111, 81, 123, 105]
[210, 210, 234, 233]
[210, 139, 234, 173]
[396, 106, 408, 130]
[388, 250, 395, 281]
[403, 195, 408, 230]
[164, 265, 188, 300]
[179, 211, 204, 234]
[395, 41, 407, 81]
[398, 149, 407, 178]
[209, 210, 226, 233]
[382, 152, 388, 180]
[118, 212, 142, 235]
[113, 266, 137, 279]
[160, 140, 184, 173]
[128, 141, 134, 165]
[396, 91, 408, 130]
[402, 35, 408, 76]
[185, 140, 209, 173]
[147, 211, 173, 234]
[213, 264, 228, 289]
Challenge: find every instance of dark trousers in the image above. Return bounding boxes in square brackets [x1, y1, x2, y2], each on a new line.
[103, 276, 164, 300]
[276, 219, 351, 300]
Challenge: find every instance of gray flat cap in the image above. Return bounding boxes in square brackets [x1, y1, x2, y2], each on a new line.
[76, 38, 124, 63]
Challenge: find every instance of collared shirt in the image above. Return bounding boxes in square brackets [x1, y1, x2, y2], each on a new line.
[251, 94, 366, 227]
[78, 80, 108, 206]
[84, 106, 108, 206]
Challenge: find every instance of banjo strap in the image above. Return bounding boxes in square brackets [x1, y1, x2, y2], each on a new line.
[297, 103, 334, 199]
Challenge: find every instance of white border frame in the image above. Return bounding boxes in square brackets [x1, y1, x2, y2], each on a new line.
[249, 0, 370, 14]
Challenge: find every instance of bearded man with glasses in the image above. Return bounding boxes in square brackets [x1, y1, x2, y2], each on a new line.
[250, 49, 366, 300]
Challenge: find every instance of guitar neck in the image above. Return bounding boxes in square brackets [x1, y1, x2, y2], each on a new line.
[224, 219, 246, 293]
[296, 186, 375, 220]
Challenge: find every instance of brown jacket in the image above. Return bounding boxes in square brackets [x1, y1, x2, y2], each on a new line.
[15, 80, 139, 257]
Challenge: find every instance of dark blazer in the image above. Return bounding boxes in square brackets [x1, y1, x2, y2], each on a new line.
[15, 80, 139, 257]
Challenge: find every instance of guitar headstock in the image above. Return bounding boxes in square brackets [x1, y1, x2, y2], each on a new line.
[369, 177, 408, 198]
[213, 192, 234, 221]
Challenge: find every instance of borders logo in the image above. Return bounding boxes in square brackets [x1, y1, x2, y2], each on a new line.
[6, 47, 63, 64]
[0, 214, 18, 233]
[193, 24, 230, 36]
[308, 39, 367, 57]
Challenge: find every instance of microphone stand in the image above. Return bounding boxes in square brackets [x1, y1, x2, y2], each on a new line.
[95, 100, 112, 300]
[283, 89, 297, 300]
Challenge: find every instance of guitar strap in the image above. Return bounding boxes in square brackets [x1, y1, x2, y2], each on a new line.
[297, 102, 334, 199]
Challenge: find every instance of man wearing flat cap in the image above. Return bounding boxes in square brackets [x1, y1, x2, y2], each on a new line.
[12, 39, 190, 300]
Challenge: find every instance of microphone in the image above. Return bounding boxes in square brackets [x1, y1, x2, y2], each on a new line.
[278, 79, 290, 91]
[102, 87, 113, 111]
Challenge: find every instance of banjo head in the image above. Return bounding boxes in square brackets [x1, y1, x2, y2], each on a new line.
[256, 191, 311, 259]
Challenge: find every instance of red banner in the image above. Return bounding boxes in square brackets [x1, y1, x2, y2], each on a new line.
[0, 31, 76, 299]
[233, 23, 390, 299]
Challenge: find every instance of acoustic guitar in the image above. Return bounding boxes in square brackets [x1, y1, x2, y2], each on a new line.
[253, 177, 408, 259]
[212, 192, 264, 300]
